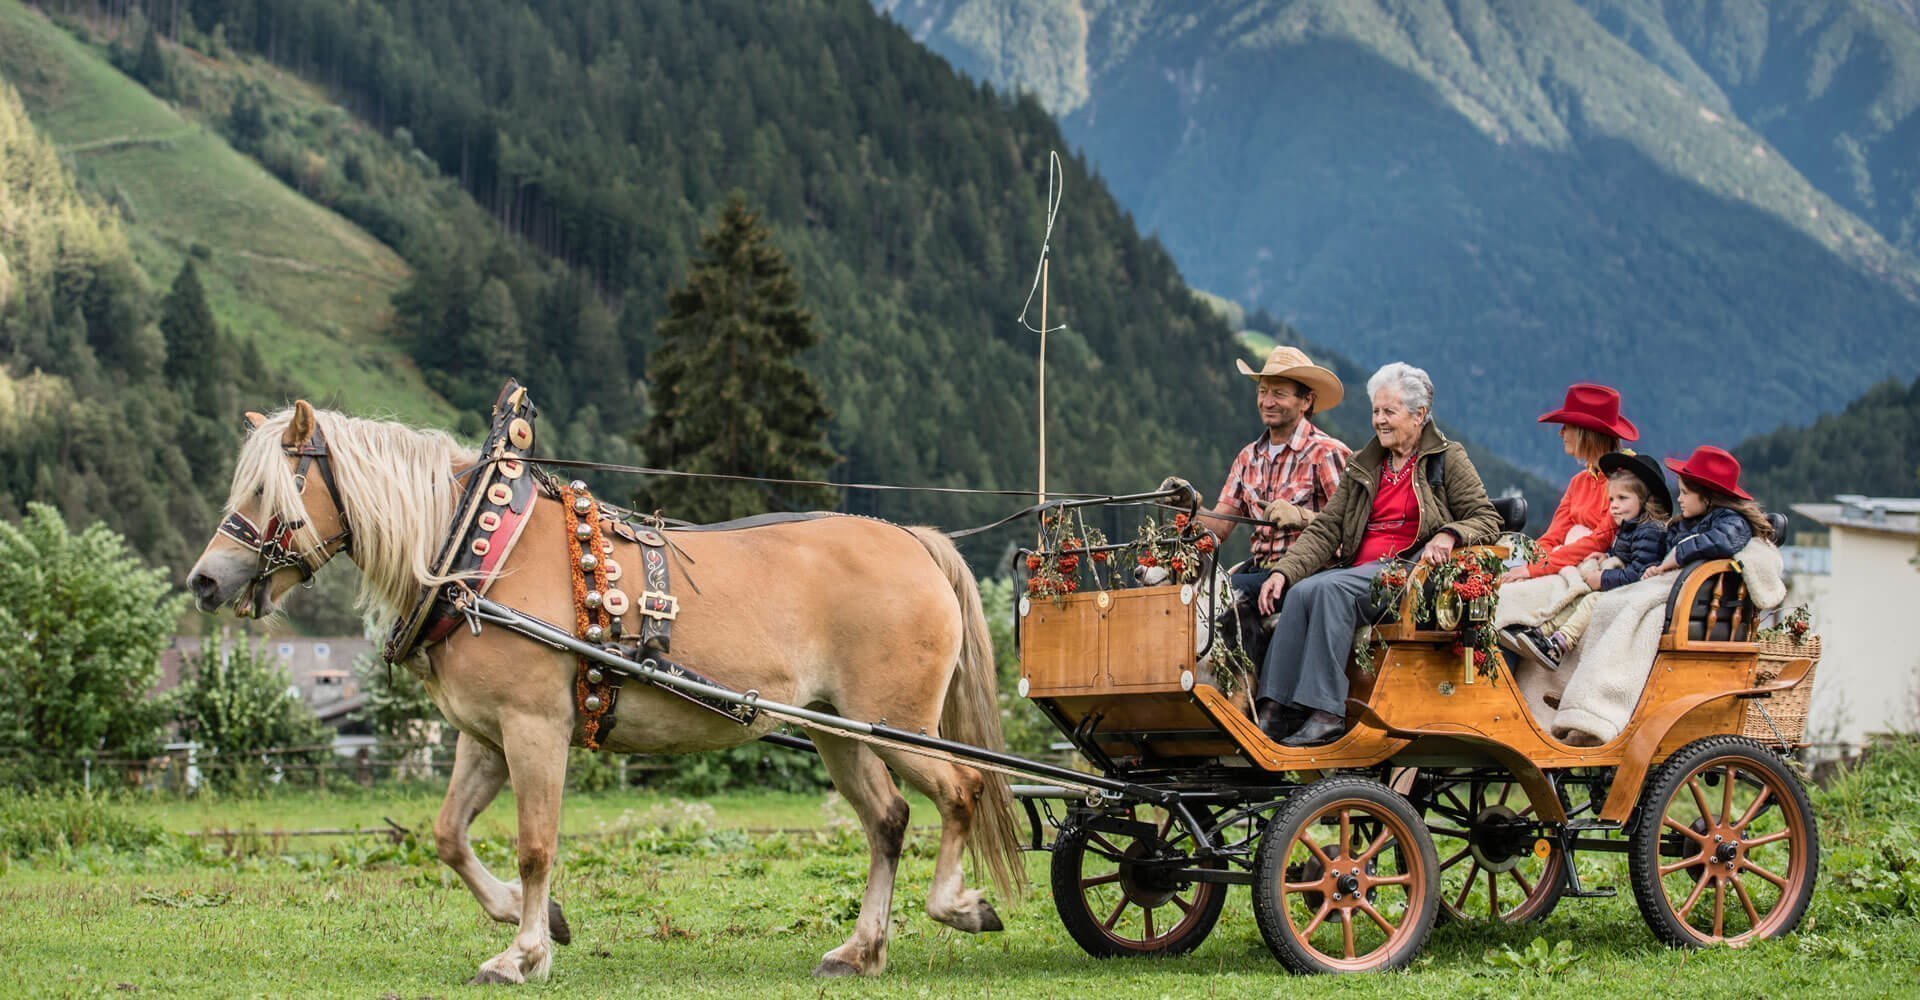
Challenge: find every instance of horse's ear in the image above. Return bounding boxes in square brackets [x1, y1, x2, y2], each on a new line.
[282, 400, 315, 448]
[242, 411, 267, 431]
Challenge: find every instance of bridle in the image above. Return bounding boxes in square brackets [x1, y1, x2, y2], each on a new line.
[216, 426, 352, 598]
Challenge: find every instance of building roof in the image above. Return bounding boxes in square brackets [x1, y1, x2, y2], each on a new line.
[1791, 496, 1920, 538]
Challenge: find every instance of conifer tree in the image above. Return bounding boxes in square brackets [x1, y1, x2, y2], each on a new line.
[637, 195, 840, 521]
[160, 259, 217, 384]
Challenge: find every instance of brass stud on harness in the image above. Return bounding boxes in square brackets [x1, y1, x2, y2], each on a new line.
[586, 668, 604, 685]
[583, 694, 602, 712]
[568, 480, 589, 493]
[584, 590, 603, 610]
[575, 522, 594, 541]
[584, 624, 605, 643]
[579, 553, 599, 573]
[573, 496, 593, 515]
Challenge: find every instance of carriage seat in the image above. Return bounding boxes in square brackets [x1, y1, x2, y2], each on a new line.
[1660, 513, 1788, 643]
[1491, 496, 1528, 534]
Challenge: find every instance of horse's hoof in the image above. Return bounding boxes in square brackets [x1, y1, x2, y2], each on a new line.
[469, 968, 521, 986]
[548, 899, 572, 946]
[974, 901, 1004, 933]
[812, 958, 861, 978]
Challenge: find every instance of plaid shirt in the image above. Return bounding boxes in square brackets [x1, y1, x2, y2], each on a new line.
[1215, 419, 1351, 568]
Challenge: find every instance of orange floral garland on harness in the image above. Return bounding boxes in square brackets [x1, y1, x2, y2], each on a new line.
[560, 480, 619, 749]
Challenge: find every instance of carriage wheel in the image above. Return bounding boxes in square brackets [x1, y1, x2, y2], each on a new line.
[1252, 777, 1439, 974]
[1422, 774, 1567, 923]
[1628, 737, 1818, 948]
[1051, 804, 1228, 958]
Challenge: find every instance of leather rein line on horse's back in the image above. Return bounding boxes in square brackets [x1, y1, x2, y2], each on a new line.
[451, 455, 1267, 540]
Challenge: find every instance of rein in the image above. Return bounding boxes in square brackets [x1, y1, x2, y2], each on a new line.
[217, 426, 352, 595]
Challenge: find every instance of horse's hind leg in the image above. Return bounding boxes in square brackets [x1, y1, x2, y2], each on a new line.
[470, 716, 569, 985]
[810, 734, 910, 977]
[873, 750, 1004, 934]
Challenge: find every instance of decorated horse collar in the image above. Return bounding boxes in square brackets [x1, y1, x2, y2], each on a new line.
[383, 381, 540, 663]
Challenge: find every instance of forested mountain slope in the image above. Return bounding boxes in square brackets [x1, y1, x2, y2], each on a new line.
[1736, 376, 1920, 534]
[878, 0, 1920, 471]
[0, 0, 449, 424]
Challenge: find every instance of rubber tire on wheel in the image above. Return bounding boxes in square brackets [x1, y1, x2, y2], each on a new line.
[1051, 811, 1228, 958]
[1421, 774, 1568, 924]
[1628, 736, 1818, 948]
[1252, 776, 1440, 974]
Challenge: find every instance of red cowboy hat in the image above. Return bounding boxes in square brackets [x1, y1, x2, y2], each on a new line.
[1665, 445, 1751, 500]
[1537, 383, 1639, 441]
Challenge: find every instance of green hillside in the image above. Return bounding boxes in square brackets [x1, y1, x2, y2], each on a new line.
[879, 0, 1920, 471]
[0, 0, 451, 424]
[1737, 375, 1920, 534]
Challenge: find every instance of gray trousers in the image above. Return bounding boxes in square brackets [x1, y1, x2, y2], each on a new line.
[1257, 564, 1392, 717]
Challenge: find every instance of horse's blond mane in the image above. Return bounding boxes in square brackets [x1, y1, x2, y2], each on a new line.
[226, 407, 477, 631]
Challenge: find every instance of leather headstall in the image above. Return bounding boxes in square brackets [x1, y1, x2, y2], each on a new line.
[218, 425, 350, 593]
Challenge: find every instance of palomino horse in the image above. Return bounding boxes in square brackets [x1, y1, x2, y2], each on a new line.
[186, 401, 1023, 983]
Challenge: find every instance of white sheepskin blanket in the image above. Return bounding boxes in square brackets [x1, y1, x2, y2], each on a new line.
[1493, 567, 1592, 629]
[1544, 540, 1785, 746]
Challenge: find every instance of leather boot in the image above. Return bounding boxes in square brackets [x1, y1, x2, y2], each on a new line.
[1256, 699, 1301, 742]
[1281, 711, 1346, 747]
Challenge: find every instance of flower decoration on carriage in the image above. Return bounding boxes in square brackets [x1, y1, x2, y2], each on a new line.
[1756, 604, 1816, 644]
[1023, 509, 1111, 601]
[1122, 511, 1214, 585]
[1368, 548, 1506, 683]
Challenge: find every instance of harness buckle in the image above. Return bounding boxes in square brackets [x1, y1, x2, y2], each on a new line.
[639, 591, 679, 621]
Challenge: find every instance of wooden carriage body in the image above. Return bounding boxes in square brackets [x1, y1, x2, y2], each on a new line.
[1018, 555, 1815, 820]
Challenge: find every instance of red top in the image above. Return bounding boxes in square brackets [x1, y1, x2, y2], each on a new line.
[1524, 467, 1615, 577]
[1353, 462, 1420, 565]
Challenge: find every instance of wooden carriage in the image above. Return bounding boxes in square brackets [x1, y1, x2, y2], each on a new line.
[1016, 506, 1819, 974]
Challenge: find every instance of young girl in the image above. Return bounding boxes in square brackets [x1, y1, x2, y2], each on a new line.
[1644, 445, 1775, 578]
[1507, 451, 1671, 668]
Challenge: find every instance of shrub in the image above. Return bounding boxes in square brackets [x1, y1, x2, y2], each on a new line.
[0, 789, 166, 859]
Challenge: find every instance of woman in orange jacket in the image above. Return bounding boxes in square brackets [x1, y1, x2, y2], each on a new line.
[1498, 383, 1640, 584]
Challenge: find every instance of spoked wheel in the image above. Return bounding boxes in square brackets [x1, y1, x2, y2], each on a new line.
[1628, 737, 1818, 948]
[1421, 774, 1567, 923]
[1252, 777, 1439, 974]
[1051, 804, 1228, 957]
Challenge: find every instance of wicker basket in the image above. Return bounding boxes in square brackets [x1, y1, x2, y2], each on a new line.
[1741, 634, 1821, 745]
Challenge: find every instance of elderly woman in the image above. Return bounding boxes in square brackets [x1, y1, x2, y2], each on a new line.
[1254, 363, 1502, 746]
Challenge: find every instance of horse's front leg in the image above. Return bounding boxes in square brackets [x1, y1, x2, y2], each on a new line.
[471, 715, 569, 985]
[435, 732, 572, 943]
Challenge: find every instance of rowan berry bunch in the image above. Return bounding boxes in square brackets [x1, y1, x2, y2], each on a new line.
[1023, 509, 1110, 601]
[1125, 510, 1215, 585]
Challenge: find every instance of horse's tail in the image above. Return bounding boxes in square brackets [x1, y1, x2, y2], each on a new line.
[908, 525, 1027, 898]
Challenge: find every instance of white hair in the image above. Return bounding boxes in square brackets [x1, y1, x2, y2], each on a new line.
[1366, 362, 1433, 414]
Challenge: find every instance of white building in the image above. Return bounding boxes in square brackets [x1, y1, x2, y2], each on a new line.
[1787, 496, 1920, 748]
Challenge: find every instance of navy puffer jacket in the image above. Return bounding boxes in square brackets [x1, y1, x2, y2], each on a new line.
[1599, 517, 1666, 590]
[1663, 507, 1753, 568]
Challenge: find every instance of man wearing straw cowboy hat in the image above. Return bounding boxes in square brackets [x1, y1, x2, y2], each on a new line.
[1164, 345, 1352, 585]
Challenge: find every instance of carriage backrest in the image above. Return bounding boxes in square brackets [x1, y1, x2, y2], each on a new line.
[1492, 496, 1528, 534]
[1659, 513, 1788, 644]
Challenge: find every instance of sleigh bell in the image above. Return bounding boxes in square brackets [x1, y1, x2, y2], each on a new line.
[583, 624, 605, 643]
[584, 590, 603, 610]
[579, 553, 599, 573]
[569, 480, 588, 493]
[575, 522, 594, 541]
[573, 496, 593, 515]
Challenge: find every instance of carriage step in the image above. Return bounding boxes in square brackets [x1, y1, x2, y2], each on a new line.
[1563, 885, 1616, 899]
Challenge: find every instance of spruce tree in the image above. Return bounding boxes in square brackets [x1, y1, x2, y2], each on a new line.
[637, 195, 840, 521]
[160, 259, 217, 385]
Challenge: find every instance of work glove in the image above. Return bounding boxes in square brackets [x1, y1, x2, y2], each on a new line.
[1263, 497, 1308, 530]
[1157, 476, 1201, 508]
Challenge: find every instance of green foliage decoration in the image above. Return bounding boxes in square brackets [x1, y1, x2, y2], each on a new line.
[0, 503, 185, 782]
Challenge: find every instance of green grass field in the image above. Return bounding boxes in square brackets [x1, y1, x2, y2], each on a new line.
[0, 1, 454, 425]
[7, 745, 1920, 998]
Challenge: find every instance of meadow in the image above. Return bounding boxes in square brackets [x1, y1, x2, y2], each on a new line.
[6, 742, 1920, 998]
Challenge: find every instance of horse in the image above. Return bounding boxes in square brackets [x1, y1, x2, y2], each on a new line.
[185, 400, 1023, 984]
